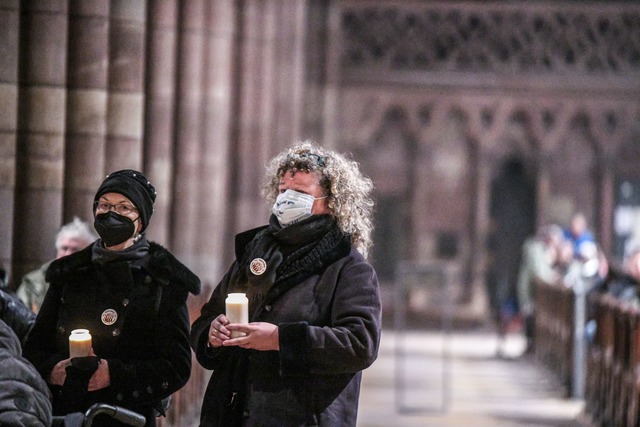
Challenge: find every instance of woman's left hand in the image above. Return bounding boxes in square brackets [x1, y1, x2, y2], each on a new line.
[87, 348, 110, 391]
[223, 322, 279, 351]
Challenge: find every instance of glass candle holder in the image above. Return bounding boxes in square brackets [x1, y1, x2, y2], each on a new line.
[225, 293, 249, 338]
[69, 329, 92, 358]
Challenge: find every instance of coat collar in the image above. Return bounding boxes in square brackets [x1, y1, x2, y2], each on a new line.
[46, 240, 201, 295]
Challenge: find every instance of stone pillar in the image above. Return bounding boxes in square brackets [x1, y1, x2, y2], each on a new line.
[13, 1, 69, 283]
[300, 1, 328, 142]
[228, 0, 311, 237]
[271, 0, 306, 148]
[469, 146, 495, 319]
[536, 151, 554, 227]
[105, 0, 146, 172]
[169, 0, 205, 266]
[0, 1, 20, 278]
[232, 0, 273, 234]
[65, 1, 110, 222]
[232, 1, 288, 233]
[195, 0, 236, 285]
[599, 155, 616, 256]
[144, 0, 178, 245]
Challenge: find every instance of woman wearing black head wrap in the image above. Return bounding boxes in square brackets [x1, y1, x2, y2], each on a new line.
[23, 170, 201, 427]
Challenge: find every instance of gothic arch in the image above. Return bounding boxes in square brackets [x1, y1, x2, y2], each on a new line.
[547, 110, 603, 226]
[355, 106, 418, 281]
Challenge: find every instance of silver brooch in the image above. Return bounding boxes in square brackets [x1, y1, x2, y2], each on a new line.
[250, 258, 267, 276]
[101, 309, 118, 325]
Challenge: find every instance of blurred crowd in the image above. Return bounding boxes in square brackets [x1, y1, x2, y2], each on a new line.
[516, 212, 640, 352]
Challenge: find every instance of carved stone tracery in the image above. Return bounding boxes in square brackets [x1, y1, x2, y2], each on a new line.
[340, 3, 640, 74]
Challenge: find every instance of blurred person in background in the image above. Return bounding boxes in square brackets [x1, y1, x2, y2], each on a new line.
[563, 212, 596, 260]
[17, 216, 97, 313]
[517, 224, 565, 352]
[590, 245, 640, 307]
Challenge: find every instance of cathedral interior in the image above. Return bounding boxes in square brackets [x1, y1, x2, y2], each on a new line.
[2, 0, 640, 336]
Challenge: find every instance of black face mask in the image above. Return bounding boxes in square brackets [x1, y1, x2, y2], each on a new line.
[94, 211, 138, 247]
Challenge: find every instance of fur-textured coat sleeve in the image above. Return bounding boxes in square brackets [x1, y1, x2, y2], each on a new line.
[0, 319, 52, 426]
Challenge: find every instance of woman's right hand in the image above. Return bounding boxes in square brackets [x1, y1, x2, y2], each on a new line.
[208, 314, 231, 348]
[48, 358, 71, 386]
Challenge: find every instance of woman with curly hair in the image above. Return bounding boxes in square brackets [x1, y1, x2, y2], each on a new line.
[190, 141, 382, 426]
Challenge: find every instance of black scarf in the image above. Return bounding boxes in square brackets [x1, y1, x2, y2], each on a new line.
[91, 235, 150, 265]
[91, 235, 150, 295]
[233, 214, 351, 318]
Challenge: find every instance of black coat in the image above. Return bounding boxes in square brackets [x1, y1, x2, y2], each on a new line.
[0, 318, 52, 426]
[191, 224, 382, 427]
[0, 287, 36, 345]
[23, 240, 200, 426]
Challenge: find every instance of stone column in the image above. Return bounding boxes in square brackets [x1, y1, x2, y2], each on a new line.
[169, 0, 205, 266]
[271, 0, 306, 148]
[231, 1, 282, 234]
[65, 1, 110, 222]
[105, 0, 146, 172]
[233, 0, 271, 231]
[300, 1, 328, 142]
[13, 1, 69, 282]
[144, 0, 178, 245]
[228, 0, 311, 237]
[469, 146, 495, 318]
[536, 151, 553, 227]
[599, 155, 616, 255]
[195, 0, 236, 284]
[0, 1, 20, 278]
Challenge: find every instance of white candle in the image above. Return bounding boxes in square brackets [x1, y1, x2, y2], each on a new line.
[225, 293, 249, 338]
[69, 329, 92, 358]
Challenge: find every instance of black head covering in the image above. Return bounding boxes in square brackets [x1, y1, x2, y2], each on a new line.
[94, 170, 157, 232]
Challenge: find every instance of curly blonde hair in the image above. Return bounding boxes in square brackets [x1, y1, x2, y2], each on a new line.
[262, 140, 375, 257]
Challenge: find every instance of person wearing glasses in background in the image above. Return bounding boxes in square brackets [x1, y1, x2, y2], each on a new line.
[17, 216, 97, 314]
[24, 170, 201, 427]
[190, 141, 382, 427]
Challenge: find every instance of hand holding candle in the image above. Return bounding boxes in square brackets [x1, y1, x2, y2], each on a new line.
[69, 329, 92, 358]
[225, 293, 248, 338]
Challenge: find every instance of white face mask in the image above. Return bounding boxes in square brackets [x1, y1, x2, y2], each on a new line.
[272, 189, 325, 227]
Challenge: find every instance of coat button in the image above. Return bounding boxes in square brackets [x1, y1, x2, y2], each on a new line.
[122, 298, 129, 306]
[132, 390, 140, 398]
[264, 305, 272, 312]
[58, 326, 65, 334]
[112, 328, 121, 336]
[116, 393, 124, 401]
[146, 386, 153, 394]
[161, 382, 169, 390]
[144, 276, 152, 284]
[60, 297, 65, 304]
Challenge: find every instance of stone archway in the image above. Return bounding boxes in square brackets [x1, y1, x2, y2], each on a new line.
[485, 156, 537, 326]
[355, 107, 418, 283]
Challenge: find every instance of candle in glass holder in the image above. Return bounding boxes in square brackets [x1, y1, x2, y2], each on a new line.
[69, 329, 92, 358]
[225, 293, 248, 338]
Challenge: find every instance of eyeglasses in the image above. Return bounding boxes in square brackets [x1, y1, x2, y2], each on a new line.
[94, 201, 137, 215]
[285, 152, 326, 167]
[58, 245, 82, 253]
